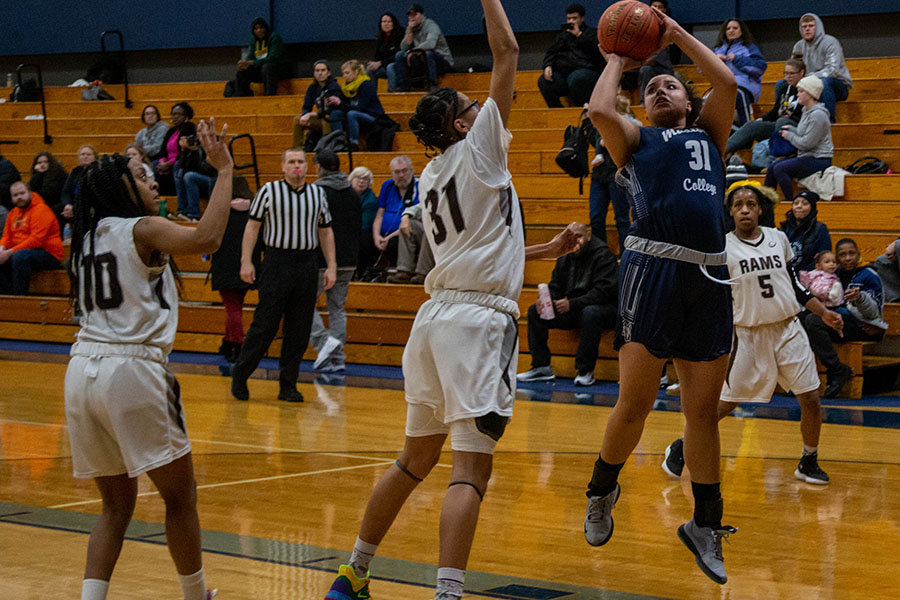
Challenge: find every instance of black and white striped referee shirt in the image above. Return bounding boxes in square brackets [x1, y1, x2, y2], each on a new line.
[248, 180, 332, 250]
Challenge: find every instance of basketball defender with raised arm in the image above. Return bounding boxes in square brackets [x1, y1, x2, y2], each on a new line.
[64, 120, 232, 600]
[324, 2, 578, 599]
[581, 7, 740, 585]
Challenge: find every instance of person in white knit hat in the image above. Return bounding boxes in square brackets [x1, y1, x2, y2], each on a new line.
[764, 75, 833, 199]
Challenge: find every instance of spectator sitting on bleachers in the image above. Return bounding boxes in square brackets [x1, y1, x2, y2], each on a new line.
[349, 166, 380, 275]
[0, 151, 21, 211]
[779, 190, 831, 272]
[388, 4, 454, 92]
[517, 222, 617, 386]
[726, 58, 805, 157]
[293, 61, 343, 152]
[373, 155, 419, 266]
[134, 105, 168, 158]
[175, 137, 217, 222]
[792, 13, 853, 122]
[764, 76, 832, 200]
[367, 13, 404, 87]
[28, 151, 68, 230]
[872, 238, 900, 303]
[235, 17, 287, 97]
[0, 181, 63, 295]
[154, 102, 196, 199]
[209, 174, 260, 363]
[309, 150, 361, 372]
[60, 145, 98, 227]
[124, 144, 155, 181]
[712, 19, 767, 129]
[386, 202, 434, 284]
[335, 60, 386, 151]
[800, 238, 888, 398]
[799, 250, 844, 307]
[538, 3, 605, 108]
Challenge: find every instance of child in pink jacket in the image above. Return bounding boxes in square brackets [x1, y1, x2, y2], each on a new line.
[799, 250, 843, 307]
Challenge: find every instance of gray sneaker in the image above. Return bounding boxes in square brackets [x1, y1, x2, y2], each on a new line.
[516, 366, 555, 382]
[584, 484, 620, 546]
[314, 335, 342, 370]
[677, 519, 737, 584]
[662, 437, 685, 478]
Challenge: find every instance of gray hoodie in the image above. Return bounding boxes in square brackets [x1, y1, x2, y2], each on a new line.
[783, 102, 833, 159]
[791, 14, 853, 87]
[400, 17, 454, 66]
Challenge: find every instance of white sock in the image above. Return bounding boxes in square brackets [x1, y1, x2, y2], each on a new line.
[177, 568, 207, 600]
[802, 444, 818, 456]
[81, 579, 109, 600]
[349, 537, 378, 579]
[435, 567, 466, 599]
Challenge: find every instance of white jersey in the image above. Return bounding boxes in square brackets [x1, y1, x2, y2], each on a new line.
[74, 217, 178, 355]
[418, 97, 525, 304]
[727, 227, 807, 327]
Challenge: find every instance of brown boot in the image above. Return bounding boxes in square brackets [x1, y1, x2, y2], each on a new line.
[386, 270, 412, 283]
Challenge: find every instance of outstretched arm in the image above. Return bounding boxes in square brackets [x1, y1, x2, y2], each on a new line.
[652, 8, 736, 154]
[525, 222, 583, 260]
[483, 0, 519, 127]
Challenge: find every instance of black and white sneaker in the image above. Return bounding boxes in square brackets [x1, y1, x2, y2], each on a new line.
[662, 437, 685, 478]
[794, 452, 829, 485]
[516, 366, 555, 382]
[678, 519, 737, 585]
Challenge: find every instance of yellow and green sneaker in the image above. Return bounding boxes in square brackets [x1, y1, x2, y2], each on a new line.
[325, 564, 371, 600]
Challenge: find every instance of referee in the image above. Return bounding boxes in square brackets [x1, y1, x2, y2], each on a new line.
[231, 147, 337, 402]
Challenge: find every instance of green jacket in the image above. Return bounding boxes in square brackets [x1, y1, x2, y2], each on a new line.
[247, 32, 285, 66]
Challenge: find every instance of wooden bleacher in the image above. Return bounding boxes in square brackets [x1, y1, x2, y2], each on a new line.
[2, 57, 900, 397]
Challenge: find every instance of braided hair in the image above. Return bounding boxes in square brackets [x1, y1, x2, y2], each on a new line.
[68, 153, 175, 310]
[408, 87, 463, 155]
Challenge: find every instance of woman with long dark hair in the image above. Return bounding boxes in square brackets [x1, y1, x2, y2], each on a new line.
[64, 119, 232, 600]
[28, 150, 68, 223]
[367, 12, 404, 87]
[712, 18, 767, 128]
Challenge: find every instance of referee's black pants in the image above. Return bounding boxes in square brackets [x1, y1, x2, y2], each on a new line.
[232, 248, 320, 391]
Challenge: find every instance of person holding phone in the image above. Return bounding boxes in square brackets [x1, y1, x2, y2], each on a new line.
[800, 238, 889, 398]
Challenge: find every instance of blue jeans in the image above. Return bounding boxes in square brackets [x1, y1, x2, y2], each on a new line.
[0, 248, 61, 295]
[366, 65, 388, 85]
[346, 110, 377, 145]
[387, 49, 451, 91]
[764, 155, 832, 199]
[537, 68, 601, 108]
[819, 77, 849, 122]
[589, 178, 631, 254]
[181, 171, 215, 219]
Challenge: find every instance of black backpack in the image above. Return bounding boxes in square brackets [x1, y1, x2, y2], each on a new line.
[366, 116, 401, 152]
[845, 156, 889, 174]
[555, 109, 591, 194]
[10, 79, 39, 102]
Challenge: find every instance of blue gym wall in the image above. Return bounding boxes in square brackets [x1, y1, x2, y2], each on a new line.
[1, 0, 898, 55]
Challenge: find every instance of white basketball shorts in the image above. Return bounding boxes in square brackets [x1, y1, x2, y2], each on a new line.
[65, 349, 191, 479]
[721, 317, 820, 403]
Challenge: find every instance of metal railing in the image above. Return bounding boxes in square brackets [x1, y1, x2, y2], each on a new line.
[15, 64, 51, 144]
[228, 134, 260, 190]
[100, 30, 132, 109]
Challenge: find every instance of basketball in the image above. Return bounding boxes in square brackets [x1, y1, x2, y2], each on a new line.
[598, 0, 664, 61]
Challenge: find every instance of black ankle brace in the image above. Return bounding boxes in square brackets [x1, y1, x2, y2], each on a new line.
[395, 460, 424, 482]
[448, 480, 484, 501]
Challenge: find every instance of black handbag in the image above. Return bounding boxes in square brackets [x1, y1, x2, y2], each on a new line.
[845, 156, 889, 174]
[555, 109, 591, 194]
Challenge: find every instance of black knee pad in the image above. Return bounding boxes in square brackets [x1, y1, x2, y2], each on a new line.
[475, 412, 509, 442]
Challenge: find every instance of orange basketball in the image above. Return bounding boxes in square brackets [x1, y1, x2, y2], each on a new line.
[598, 0, 663, 61]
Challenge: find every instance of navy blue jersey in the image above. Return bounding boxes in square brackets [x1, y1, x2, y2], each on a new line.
[616, 127, 726, 254]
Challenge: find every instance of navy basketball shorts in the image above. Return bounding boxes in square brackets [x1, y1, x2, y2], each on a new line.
[614, 249, 733, 362]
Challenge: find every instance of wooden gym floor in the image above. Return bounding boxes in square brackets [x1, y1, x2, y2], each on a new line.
[2, 358, 900, 599]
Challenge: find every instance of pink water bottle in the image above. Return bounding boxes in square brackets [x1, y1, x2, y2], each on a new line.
[537, 283, 555, 320]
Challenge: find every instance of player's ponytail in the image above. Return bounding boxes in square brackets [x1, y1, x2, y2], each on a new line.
[409, 87, 462, 155]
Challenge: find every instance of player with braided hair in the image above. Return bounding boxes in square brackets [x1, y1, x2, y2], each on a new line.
[325, 2, 580, 600]
[64, 119, 232, 600]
